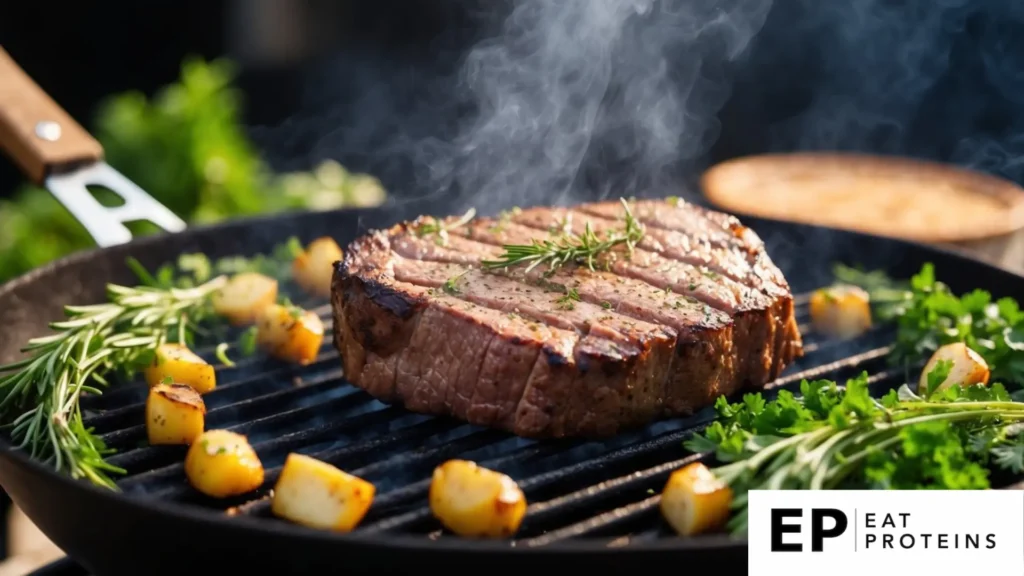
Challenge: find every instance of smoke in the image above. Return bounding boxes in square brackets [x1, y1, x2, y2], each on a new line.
[719, 0, 1024, 184]
[251, 0, 773, 213]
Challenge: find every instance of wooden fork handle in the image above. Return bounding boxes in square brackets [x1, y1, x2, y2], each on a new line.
[0, 46, 103, 184]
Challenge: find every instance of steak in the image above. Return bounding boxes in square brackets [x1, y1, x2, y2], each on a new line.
[332, 198, 803, 438]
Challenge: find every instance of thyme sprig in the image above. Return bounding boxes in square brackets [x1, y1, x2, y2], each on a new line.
[0, 276, 228, 488]
[481, 198, 643, 274]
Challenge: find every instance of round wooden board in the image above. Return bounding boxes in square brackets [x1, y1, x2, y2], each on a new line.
[700, 152, 1024, 244]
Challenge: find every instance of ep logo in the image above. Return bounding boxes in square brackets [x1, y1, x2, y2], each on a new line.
[771, 508, 848, 552]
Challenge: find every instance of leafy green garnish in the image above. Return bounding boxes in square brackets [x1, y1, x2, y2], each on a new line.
[688, 371, 1024, 535]
[889, 263, 1024, 383]
[556, 287, 580, 311]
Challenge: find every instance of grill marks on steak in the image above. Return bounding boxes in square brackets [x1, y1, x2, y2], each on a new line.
[334, 199, 803, 437]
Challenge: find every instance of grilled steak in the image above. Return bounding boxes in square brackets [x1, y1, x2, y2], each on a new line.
[332, 198, 803, 438]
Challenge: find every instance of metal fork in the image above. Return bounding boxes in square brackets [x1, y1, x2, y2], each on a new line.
[0, 46, 185, 247]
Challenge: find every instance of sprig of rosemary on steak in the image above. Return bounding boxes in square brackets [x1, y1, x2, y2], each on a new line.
[0, 276, 228, 488]
[481, 198, 643, 274]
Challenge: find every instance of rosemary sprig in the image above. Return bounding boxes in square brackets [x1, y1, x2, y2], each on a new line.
[415, 208, 477, 246]
[481, 198, 644, 274]
[0, 276, 228, 488]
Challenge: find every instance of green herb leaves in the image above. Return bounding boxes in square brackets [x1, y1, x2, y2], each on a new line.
[887, 263, 1024, 383]
[414, 208, 477, 246]
[0, 276, 228, 488]
[687, 369, 1024, 535]
[481, 198, 643, 274]
[556, 288, 581, 311]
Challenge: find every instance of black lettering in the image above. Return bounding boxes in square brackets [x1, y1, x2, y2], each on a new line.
[938, 534, 948, 549]
[986, 534, 997, 549]
[954, 533, 959, 548]
[865, 513, 875, 528]
[921, 533, 932, 548]
[771, 509, 802, 552]
[865, 534, 876, 548]
[899, 512, 910, 528]
[811, 509, 848, 552]
[966, 534, 978, 549]
[900, 534, 915, 549]
[882, 513, 895, 528]
[883, 534, 893, 548]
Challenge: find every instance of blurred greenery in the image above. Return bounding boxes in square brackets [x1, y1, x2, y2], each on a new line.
[0, 56, 385, 283]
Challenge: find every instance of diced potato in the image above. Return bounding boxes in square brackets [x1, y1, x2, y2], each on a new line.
[809, 284, 872, 338]
[660, 462, 733, 537]
[146, 383, 206, 445]
[429, 459, 526, 538]
[185, 430, 265, 498]
[271, 453, 376, 532]
[143, 343, 216, 394]
[919, 342, 990, 394]
[212, 272, 279, 326]
[256, 303, 324, 365]
[293, 237, 344, 299]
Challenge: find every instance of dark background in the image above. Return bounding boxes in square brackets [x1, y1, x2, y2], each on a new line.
[4, 0, 1023, 201]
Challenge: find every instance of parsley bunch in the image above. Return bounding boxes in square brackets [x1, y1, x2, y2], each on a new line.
[836, 262, 1024, 383]
[686, 370, 1024, 535]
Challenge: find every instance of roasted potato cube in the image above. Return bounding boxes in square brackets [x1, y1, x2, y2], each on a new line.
[144, 343, 216, 394]
[660, 462, 733, 536]
[185, 430, 265, 498]
[293, 237, 343, 298]
[212, 272, 279, 326]
[809, 284, 872, 338]
[256, 303, 324, 365]
[919, 342, 990, 394]
[146, 384, 206, 445]
[429, 459, 526, 538]
[271, 453, 375, 532]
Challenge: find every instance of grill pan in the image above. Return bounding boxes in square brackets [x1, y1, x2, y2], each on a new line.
[4, 51, 1024, 576]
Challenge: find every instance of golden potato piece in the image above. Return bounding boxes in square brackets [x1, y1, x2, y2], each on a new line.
[144, 343, 216, 394]
[256, 303, 325, 365]
[146, 384, 206, 445]
[919, 342, 990, 394]
[429, 460, 526, 538]
[809, 284, 872, 339]
[212, 272, 279, 326]
[185, 430, 265, 498]
[660, 462, 732, 536]
[293, 237, 344, 299]
[271, 453, 376, 532]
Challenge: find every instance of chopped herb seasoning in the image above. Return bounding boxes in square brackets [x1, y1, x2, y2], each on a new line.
[556, 288, 581, 311]
[442, 270, 469, 295]
[601, 301, 613, 310]
[488, 206, 522, 233]
[414, 208, 477, 246]
[701, 269, 720, 281]
[666, 196, 680, 207]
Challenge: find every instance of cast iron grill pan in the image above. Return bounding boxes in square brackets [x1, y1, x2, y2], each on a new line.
[2, 205, 1023, 576]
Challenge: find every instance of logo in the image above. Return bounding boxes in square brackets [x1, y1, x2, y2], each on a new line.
[770, 508, 848, 552]
[747, 491, 1024, 576]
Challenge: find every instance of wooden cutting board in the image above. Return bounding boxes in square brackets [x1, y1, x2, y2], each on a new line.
[701, 152, 1024, 274]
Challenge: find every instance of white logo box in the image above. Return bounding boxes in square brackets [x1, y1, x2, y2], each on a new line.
[747, 490, 1024, 576]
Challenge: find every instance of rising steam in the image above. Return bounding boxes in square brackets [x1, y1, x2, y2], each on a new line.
[253, 0, 772, 213]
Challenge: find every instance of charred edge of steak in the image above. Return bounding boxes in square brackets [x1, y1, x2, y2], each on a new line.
[332, 199, 804, 438]
[335, 232, 685, 438]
